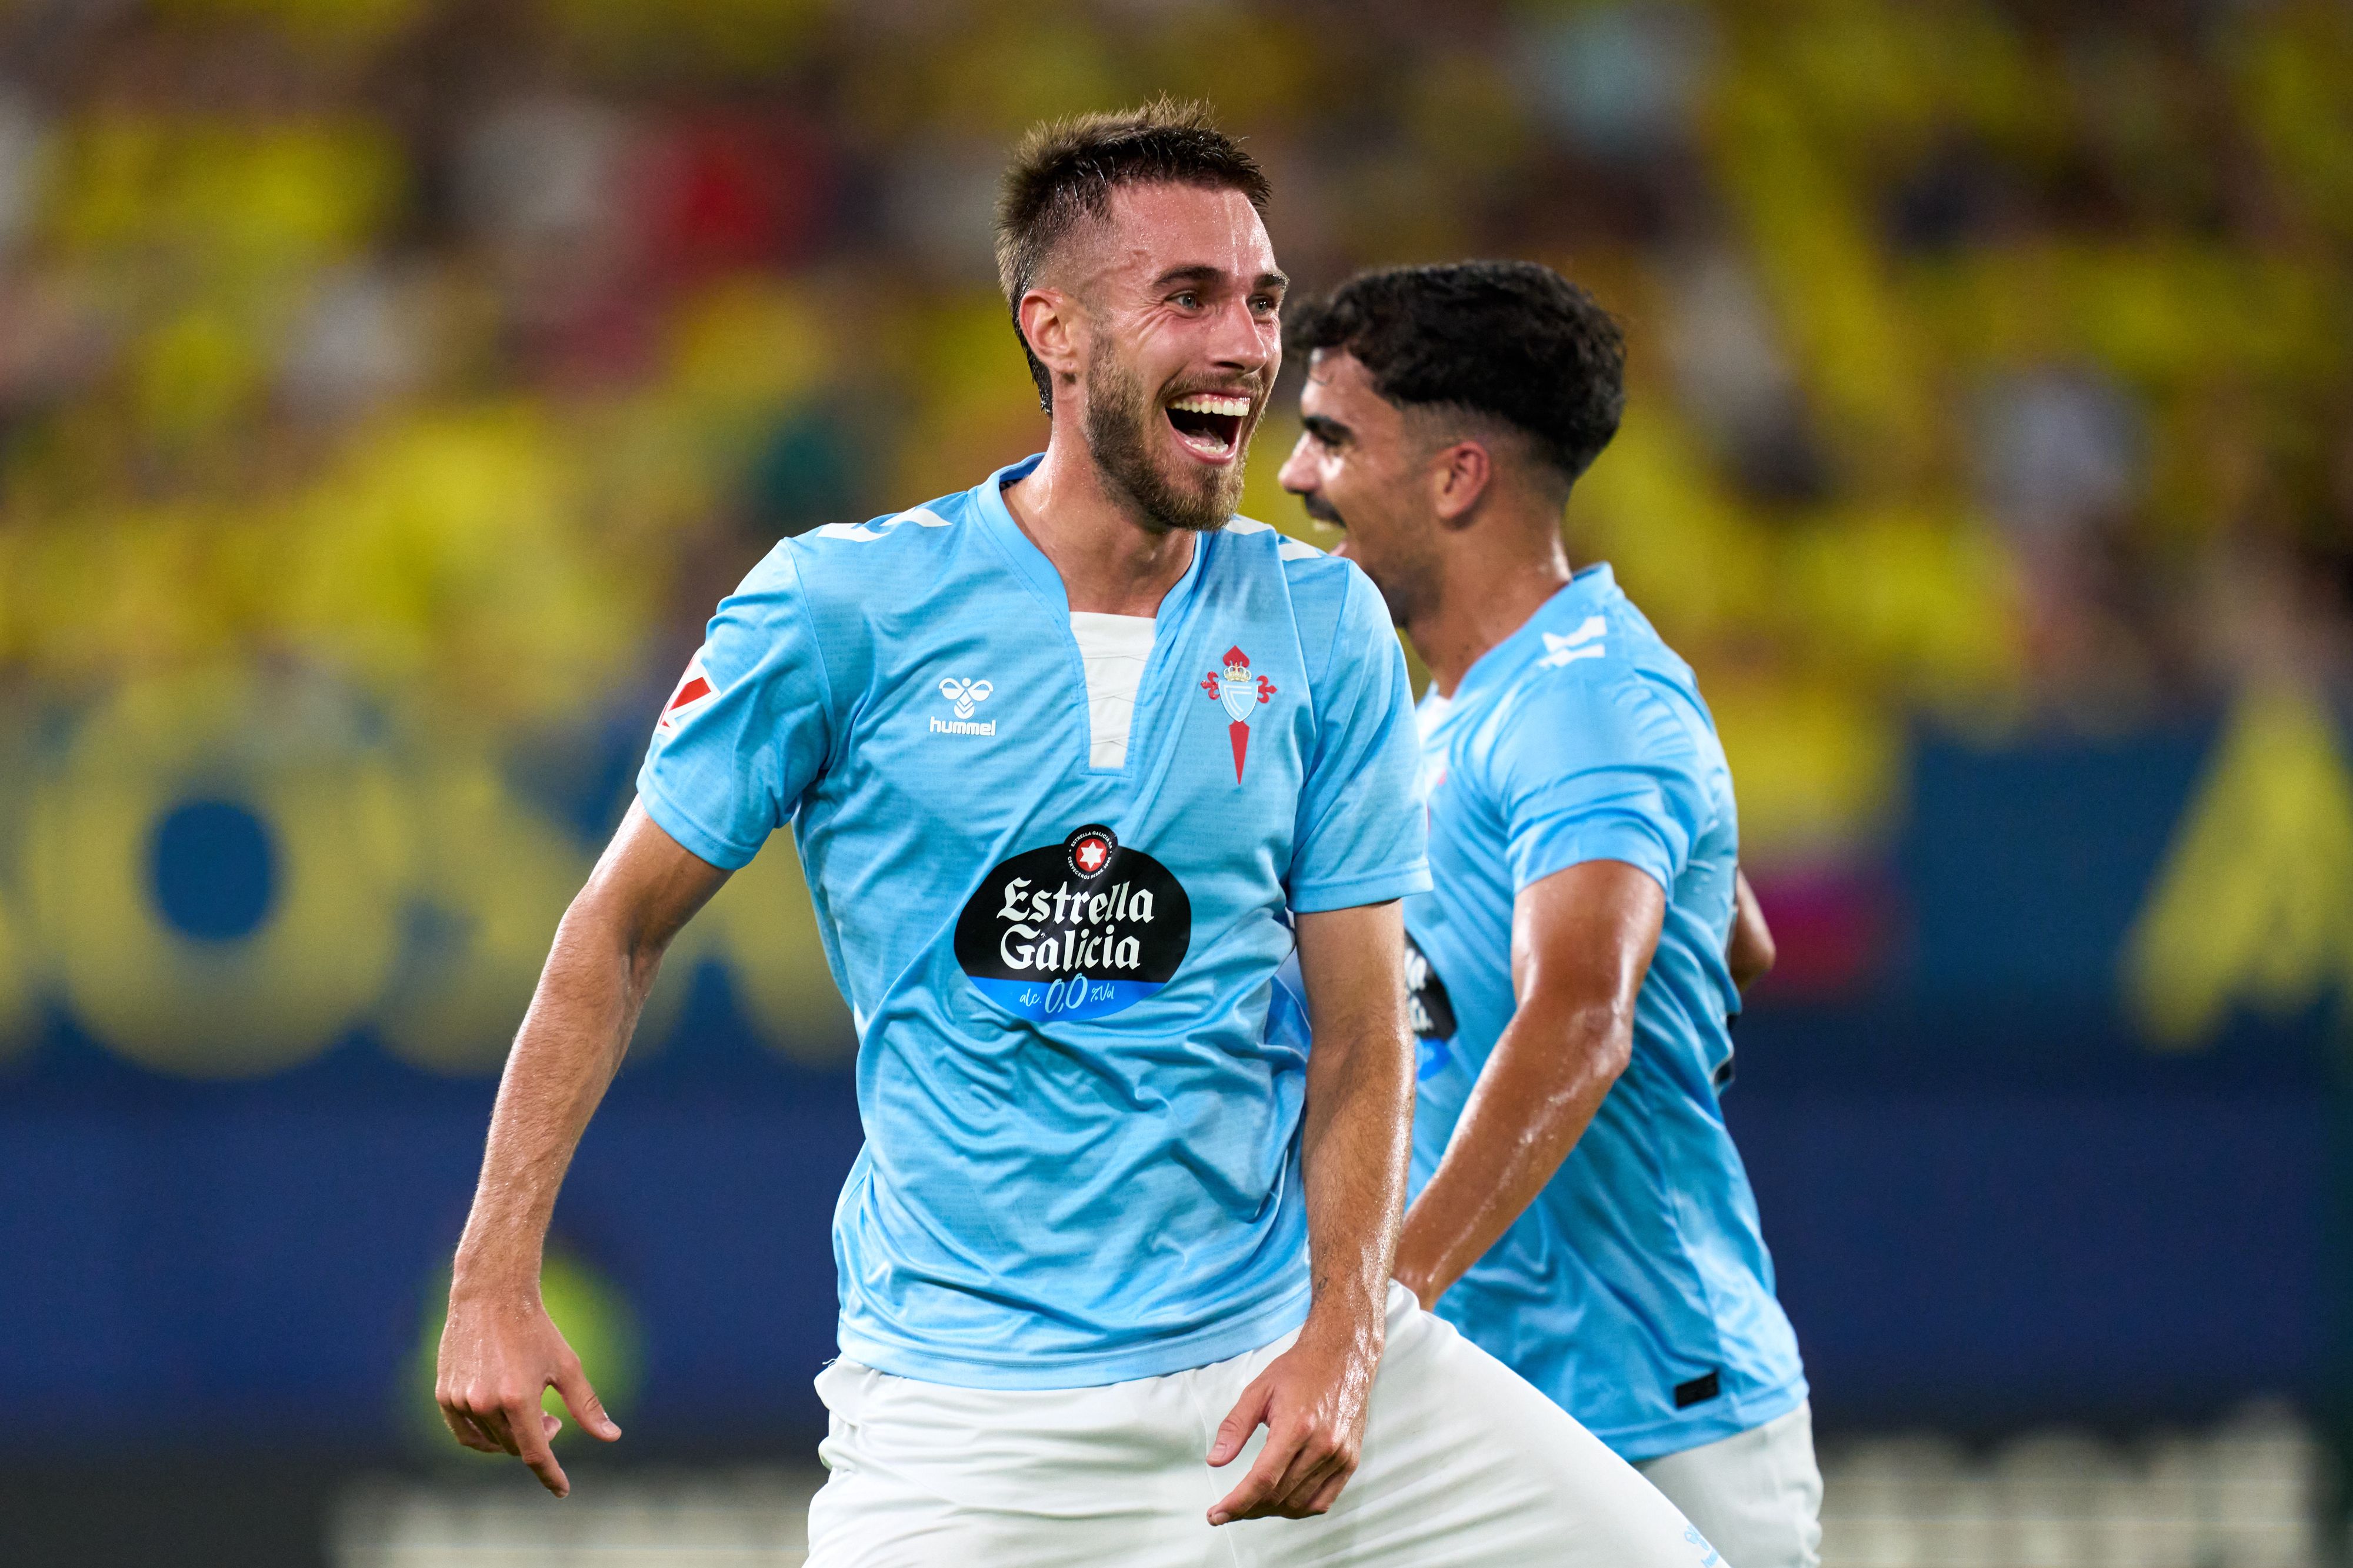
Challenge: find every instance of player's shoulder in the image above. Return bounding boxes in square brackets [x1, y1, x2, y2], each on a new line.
[1219, 514, 1363, 592]
[1491, 600, 1695, 759]
[1216, 516, 1389, 685]
[786, 492, 975, 565]
[1221, 515, 1389, 631]
[769, 488, 986, 613]
[1221, 512, 1337, 565]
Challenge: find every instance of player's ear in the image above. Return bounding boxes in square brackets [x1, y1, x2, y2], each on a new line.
[1430, 439, 1493, 528]
[1019, 289, 1085, 393]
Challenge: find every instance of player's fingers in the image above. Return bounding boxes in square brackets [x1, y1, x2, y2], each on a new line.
[551, 1356, 623, 1442]
[1205, 1376, 1272, 1467]
[438, 1402, 500, 1454]
[1274, 1438, 1357, 1517]
[1208, 1413, 1302, 1526]
[455, 1388, 522, 1456]
[464, 1409, 512, 1454]
[1299, 1465, 1352, 1519]
[1259, 1433, 1338, 1517]
[506, 1396, 572, 1498]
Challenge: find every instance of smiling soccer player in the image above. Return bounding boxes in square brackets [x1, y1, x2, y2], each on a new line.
[1281, 261, 1821, 1568]
[434, 103, 1711, 1565]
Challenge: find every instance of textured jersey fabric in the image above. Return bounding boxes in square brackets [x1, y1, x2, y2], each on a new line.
[638, 454, 1429, 1388]
[1404, 563, 1807, 1460]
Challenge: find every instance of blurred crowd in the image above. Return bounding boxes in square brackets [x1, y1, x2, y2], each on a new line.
[1, 0, 2349, 865]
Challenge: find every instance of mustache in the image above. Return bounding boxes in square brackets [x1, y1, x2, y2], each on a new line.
[1297, 491, 1344, 528]
[1161, 373, 1269, 403]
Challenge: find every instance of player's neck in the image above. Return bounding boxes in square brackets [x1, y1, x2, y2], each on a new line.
[1412, 535, 1574, 700]
[1002, 438, 1199, 617]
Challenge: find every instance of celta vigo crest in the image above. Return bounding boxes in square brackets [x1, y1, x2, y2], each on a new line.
[1201, 646, 1277, 782]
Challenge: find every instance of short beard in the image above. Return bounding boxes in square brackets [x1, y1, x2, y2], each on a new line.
[1082, 336, 1248, 533]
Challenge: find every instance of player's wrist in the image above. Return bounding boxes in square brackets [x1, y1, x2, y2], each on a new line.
[1301, 1280, 1389, 1358]
[448, 1249, 544, 1309]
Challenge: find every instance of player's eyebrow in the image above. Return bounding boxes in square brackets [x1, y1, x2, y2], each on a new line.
[1152, 263, 1291, 296]
[1302, 413, 1351, 446]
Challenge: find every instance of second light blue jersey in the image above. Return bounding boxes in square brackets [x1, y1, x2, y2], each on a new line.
[637, 456, 1428, 1389]
[1405, 565, 1806, 1460]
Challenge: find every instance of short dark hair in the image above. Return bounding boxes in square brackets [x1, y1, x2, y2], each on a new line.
[996, 98, 1272, 412]
[1287, 261, 1627, 487]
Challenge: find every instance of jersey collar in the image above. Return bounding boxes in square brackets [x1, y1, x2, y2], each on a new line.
[1452, 562, 1621, 704]
[974, 453, 1209, 620]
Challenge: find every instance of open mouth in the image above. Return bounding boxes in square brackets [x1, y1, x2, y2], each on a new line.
[1165, 392, 1251, 463]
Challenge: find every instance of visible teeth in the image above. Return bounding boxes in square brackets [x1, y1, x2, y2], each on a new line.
[1169, 393, 1252, 417]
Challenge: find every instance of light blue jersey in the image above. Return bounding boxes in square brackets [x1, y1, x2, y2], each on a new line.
[1405, 565, 1806, 1460]
[638, 456, 1428, 1389]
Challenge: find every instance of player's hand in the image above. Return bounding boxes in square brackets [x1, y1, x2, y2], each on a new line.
[1204, 1315, 1380, 1525]
[435, 1283, 621, 1498]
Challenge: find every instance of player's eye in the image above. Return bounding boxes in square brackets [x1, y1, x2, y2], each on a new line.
[1172, 291, 1201, 309]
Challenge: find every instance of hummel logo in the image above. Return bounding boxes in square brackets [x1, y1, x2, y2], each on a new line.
[939, 677, 993, 719]
[931, 676, 996, 738]
[1538, 616, 1607, 668]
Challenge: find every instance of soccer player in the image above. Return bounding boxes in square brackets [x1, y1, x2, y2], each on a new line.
[434, 105, 1715, 1564]
[1278, 262, 1822, 1568]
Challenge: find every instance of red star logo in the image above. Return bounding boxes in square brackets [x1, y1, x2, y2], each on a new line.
[1074, 836, 1109, 873]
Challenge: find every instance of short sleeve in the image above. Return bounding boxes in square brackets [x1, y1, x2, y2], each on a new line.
[1491, 672, 1705, 898]
[1287, 566, 1431, 912]
[636, 543, 834, 870]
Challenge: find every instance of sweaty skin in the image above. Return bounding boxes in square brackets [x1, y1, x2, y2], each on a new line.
[1392, 859, 1663, 1309]
[435, 803, 724, 1496]
[1207, 899, 1415, 1524]
[1728, 868, 1775, 993]
[440, 187, 1408, 1524]
[1275, 344, 1687, 1313]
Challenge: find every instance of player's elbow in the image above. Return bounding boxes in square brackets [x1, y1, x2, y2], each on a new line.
[551, 880, 669, 997]
[1555, 999, 1634, 1089]
[1591, 1021, 1634, 1087]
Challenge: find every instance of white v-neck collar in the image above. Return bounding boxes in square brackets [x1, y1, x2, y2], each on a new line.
[1068, 612, 1157, 769]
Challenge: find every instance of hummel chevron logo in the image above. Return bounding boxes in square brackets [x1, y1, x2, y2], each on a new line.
[1538, 616, 1608, 668]
[931, 676, 997, 738]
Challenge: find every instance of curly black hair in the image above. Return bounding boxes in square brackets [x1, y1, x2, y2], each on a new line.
[1287, 261, 1626, 487]
[996, 98, 1272, 413]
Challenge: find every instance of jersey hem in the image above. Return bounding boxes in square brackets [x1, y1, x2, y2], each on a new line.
[637, 778, 760, 872]
[1512, 826, 1676, 901]
[1594, 1373, 1809, 1463]
[834, 1280, 1312, 1390]
[1288, 860, 1432, 913]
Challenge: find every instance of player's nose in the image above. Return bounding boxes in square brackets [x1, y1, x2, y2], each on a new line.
[1205, 295, 1277, 376]
[1277, 434, 1316, 495]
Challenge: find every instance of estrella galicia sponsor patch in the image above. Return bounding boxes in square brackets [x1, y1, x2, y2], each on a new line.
[953, 824, 1191, 1022]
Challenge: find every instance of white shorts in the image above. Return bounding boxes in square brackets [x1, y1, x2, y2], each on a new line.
[1635, 1402, 1823, 1568]
[806, 1283, 1722, 1567]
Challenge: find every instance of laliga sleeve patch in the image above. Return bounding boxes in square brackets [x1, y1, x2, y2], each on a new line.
[954, 825, 1191, 1022]
[655, 647, 718, 734]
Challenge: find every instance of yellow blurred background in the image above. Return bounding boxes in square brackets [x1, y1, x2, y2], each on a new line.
[5, 0, 2345, 872]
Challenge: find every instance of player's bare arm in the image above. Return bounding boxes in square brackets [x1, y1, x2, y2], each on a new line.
[1392, 859, 1664, 1309]
[1728, 867, 1775, 993]
[1207, 899, 1415, 1525]
[436, 802, 729, 1497]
